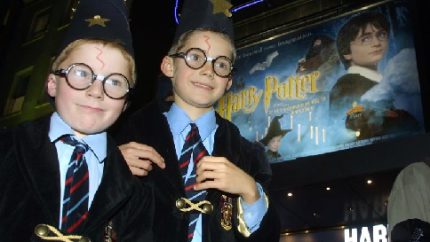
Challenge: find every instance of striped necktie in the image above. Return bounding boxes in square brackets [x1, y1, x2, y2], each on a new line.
[179, 123, 208, 241]
[60, 135, 90, 233]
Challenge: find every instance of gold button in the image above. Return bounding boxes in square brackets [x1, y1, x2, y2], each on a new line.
[176, 198, 186, 209]
[202, 203, 213, 214]
[34, 224, 49, 236]
[79, 237, 91, 242]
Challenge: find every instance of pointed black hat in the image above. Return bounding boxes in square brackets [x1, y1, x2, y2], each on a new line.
[173, 0, 234, 43]
[58, 0, 133, 57]
[260, 115, 291, 145]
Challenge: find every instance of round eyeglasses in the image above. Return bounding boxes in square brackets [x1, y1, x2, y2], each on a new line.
[169, 48, 233, 78]
[53, 63, 131, 100]
[352, 30, 388, 46]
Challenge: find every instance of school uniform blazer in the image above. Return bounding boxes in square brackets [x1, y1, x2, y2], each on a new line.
[0, 116, 154, 242]
[116, 101, 281, 242]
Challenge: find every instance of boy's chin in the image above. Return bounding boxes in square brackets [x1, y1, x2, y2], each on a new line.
[181, 98, 215, 109]
[192, 102, 216, 110]
[194, 97, 220, 108]
[72, 126, 108, 138]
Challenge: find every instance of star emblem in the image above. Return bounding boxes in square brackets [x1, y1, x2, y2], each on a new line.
[85, 15, 110, 27]
[211, 0, 232, 17]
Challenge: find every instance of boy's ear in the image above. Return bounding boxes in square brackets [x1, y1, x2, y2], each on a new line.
[46, 74, 57, 97]
[122, 101, 128, 112]
[225, 78, 233, 92]
[161, 56, 174, 78]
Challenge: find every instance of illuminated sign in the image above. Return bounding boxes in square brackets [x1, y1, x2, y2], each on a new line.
[344, 224, 387, 242]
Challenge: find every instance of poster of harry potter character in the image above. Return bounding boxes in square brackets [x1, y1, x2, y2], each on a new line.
[216, 0, 425, 163]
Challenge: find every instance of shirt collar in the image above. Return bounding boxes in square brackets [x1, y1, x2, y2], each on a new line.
[347, 65, 383, 82]
[49, 112, 107, 161]
[165, 103, 216, 141]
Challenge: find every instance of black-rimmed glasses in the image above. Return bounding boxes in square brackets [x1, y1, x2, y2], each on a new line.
[169, 48, 233, 78]
[352, 30, 388, 46]
[53, 63, 131, 100]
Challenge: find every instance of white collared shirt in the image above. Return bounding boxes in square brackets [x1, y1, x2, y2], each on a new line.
[348, 65, 383, 82]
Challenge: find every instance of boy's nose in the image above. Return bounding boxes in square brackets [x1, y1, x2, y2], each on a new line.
[86, 80, 104, 99]
[200, 62, 215, 79]
[371, 34, 382, 45]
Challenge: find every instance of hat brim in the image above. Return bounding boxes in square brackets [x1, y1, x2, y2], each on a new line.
[260, 129, 291, 145]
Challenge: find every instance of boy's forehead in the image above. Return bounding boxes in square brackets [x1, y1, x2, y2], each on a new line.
[187, 31, 218, 43]
[63, 43, 125, 68]
[184, 32, 233, 54]
[65, 43, 104, 61]
[69, 43, 118, 58]
[357, 23, 381, 36]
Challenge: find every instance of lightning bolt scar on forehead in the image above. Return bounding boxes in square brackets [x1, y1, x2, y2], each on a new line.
[95, 47, 105, 69]
[203, 35, 211, 53]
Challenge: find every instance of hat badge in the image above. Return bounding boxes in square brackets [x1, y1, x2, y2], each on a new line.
[85, 15, 110, 27]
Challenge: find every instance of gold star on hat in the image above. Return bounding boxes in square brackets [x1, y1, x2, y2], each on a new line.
[211, 0, 232, 17]
[85, 15, 110, 27]
[173, 0, 235, 42]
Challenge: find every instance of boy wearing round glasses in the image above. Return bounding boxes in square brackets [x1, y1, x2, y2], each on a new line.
[115, 0, 280, 241]
[48, 40, 133, 138]
[52, 62, 131, 100]
[0, 0, 154, 240]
[329, 12, 390, 139]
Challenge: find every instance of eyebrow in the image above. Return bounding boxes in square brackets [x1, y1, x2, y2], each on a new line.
[359, 29, 386, 38]
[358, 32, 373, 38]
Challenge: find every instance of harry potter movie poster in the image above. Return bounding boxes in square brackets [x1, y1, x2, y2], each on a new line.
[216, 0, 425, 163]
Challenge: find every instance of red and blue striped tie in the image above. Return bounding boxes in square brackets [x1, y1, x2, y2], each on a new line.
[60, 135, 90, 233]
[179, 123, 208, 241]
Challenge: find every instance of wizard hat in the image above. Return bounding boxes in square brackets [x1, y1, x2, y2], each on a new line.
[57, 0, 133, 57]
[173, 0, 234, 43]
[260, 115, 291, 145]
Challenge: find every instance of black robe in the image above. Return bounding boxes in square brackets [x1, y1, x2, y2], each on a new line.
[0, 116, 154, 242]
[329, 73, 377, 114]
[329, 73, 420, 139]
[115, 102, 280, 242]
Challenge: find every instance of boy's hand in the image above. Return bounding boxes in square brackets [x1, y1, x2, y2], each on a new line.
[194, 156, 260, 204]
[119, 142, 165, 176]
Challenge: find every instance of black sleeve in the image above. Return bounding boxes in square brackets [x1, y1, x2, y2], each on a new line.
[238, 136, 281, 242]
[240, 137, 272, 188]
[115, 178, 155, 242]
